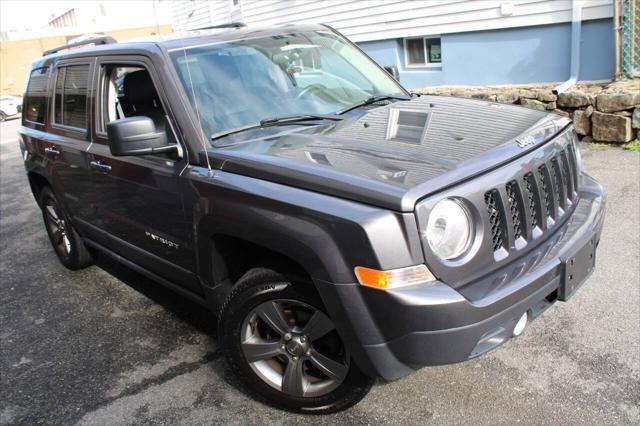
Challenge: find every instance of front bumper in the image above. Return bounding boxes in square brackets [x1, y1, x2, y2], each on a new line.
[316, 174, 605, 380]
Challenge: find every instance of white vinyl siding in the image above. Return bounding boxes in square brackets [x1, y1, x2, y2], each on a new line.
[171, 0, 613, 42]
[171, 0, 213, 30]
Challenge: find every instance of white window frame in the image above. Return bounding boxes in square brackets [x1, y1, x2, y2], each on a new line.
[403, 36, 441, 69]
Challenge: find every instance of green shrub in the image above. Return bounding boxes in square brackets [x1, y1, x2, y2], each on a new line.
[624, 139, 640, 152]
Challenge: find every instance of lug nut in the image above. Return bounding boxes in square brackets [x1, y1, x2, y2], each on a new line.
[300, 336, 306, 343]
[281, 345, 285, 350]
[284, 333, 292, 341]
[305, 350, 311, 356]
[293, 356, 298, 361]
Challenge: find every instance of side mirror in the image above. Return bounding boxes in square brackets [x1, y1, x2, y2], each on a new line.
[383, 65, 400, 81]
[107, 116, 180, 157]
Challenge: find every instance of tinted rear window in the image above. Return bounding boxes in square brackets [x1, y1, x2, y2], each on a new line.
[24, 67, 49, 124]
[53, 64, 90, 129]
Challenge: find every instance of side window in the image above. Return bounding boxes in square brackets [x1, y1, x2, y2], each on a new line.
[23, 67, 49, 124]
[98, 65, 167, 134]
[53, 64, 90, 129]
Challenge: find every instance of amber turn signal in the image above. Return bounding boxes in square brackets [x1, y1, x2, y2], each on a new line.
[354, 265, 435, 290]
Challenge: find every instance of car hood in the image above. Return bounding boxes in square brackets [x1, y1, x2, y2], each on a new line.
[205, 95, 570, 212]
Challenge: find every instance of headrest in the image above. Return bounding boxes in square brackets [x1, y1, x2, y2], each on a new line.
[123, 70, 158, 106]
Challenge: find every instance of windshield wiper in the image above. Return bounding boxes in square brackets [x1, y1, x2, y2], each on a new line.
[336, 94, 412, 115]
[211, 114, 344, 141]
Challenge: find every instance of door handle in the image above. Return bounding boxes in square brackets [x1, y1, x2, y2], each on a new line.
[44, 147, 60, 155]
[89, 160, 112, 173]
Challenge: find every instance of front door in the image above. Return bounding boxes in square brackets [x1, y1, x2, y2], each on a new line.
[84, 58, 199, 294]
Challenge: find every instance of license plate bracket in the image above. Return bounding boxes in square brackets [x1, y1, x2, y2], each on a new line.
[559, 236, 597, 301]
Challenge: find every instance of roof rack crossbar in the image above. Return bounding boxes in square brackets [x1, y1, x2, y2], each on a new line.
[42, 36, 117, 57]
[191, 22, 246, 31]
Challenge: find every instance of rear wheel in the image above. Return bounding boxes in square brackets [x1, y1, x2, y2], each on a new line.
[40, 186, 92, 270]
[220, 267, 373, 414]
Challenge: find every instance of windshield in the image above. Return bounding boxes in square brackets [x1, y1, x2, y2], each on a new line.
[169, 30, 406, 146]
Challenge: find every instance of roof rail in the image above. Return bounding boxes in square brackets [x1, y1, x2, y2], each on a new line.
[191, 22, 246, 31]
[42, 36, 117, 57]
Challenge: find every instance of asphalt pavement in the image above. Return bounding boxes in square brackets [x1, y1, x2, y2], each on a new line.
[1, 117, 639, 425]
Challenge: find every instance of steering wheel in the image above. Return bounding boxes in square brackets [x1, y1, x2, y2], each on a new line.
[295, 83, 327, 100]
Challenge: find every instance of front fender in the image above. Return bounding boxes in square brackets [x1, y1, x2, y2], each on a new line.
[188, 167, 424, 295]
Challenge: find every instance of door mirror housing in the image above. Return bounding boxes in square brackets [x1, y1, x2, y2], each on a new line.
[107, 116, 180, 157]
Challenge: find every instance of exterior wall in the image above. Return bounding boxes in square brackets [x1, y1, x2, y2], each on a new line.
[0, 25, 173, 96]
[358, 19, 614, 88]
[171, 0, 613, 42]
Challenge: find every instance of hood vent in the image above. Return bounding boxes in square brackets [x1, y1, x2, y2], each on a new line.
[386, 109, 430, 144]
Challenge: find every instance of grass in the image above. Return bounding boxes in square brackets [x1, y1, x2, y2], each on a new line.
[623, 139, 640, 152]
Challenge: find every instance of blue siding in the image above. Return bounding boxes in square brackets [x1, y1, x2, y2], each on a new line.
[357, 39, 397, 68]
[357, 19, 614, 88]
[579, 19, 614, 80]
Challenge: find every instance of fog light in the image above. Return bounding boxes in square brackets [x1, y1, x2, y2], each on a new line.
[512, 312, 528, 336]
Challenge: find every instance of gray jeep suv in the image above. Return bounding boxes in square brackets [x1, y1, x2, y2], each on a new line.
[19, 25, 605, 413]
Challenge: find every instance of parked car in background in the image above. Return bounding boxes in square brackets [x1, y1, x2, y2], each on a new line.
[19, 24, 605, 414]
[0, 95, 22, 121]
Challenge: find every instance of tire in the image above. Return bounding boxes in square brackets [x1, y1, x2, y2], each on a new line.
[39, 186, 92, 270]
[219, 267, 374, 414]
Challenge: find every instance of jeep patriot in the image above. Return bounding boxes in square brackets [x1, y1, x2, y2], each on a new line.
[19, 25, 605, 413]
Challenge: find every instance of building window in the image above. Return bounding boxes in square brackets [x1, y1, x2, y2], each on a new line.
[404, 37, 441, 67]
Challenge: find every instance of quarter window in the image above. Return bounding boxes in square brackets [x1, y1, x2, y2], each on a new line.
[53, 64, 90, 129]
[24, 67, 49, 124]
[404, 37, 441, 67]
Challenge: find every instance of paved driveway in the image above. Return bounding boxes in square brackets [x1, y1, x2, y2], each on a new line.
[1, 118, 638, 425]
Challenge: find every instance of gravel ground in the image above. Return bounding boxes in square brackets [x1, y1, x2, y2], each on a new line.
[1, 118, 639, 425]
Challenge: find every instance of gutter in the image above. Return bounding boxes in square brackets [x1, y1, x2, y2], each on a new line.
[553, 0, 583, 94]
[613, 0, 622, 80]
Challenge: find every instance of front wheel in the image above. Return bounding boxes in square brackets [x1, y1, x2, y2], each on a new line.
[219, 268, 373, 414]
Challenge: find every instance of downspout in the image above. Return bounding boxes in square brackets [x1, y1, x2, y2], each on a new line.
[613, 0, 622, 80]
[554, 0, 583, 94]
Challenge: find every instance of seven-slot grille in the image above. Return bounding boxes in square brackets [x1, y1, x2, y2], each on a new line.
[484, 143, 579, 253]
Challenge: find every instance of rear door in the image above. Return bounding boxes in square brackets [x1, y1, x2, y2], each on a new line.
[83, 56, 199, 294]
[43, 60, 95, 220]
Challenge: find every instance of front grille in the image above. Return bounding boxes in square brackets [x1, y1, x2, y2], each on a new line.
[506, 181, 525, 240]
[523, 173, 539, 230]
[550, 158, 565, 210]
[483, 142, 578, 254]
[484, 189, 506, 251]
[538, 164, 553, 219]
[566, 143, 579, 191]
[561, 148, 577, 200]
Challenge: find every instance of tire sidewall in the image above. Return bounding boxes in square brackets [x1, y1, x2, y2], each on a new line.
[220, 270, 373, 414]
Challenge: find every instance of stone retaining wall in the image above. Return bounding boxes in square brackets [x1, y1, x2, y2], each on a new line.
[414, 80, 639, 143]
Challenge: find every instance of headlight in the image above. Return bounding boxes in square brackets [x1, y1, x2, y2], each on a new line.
[426, 198, 473, 260]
